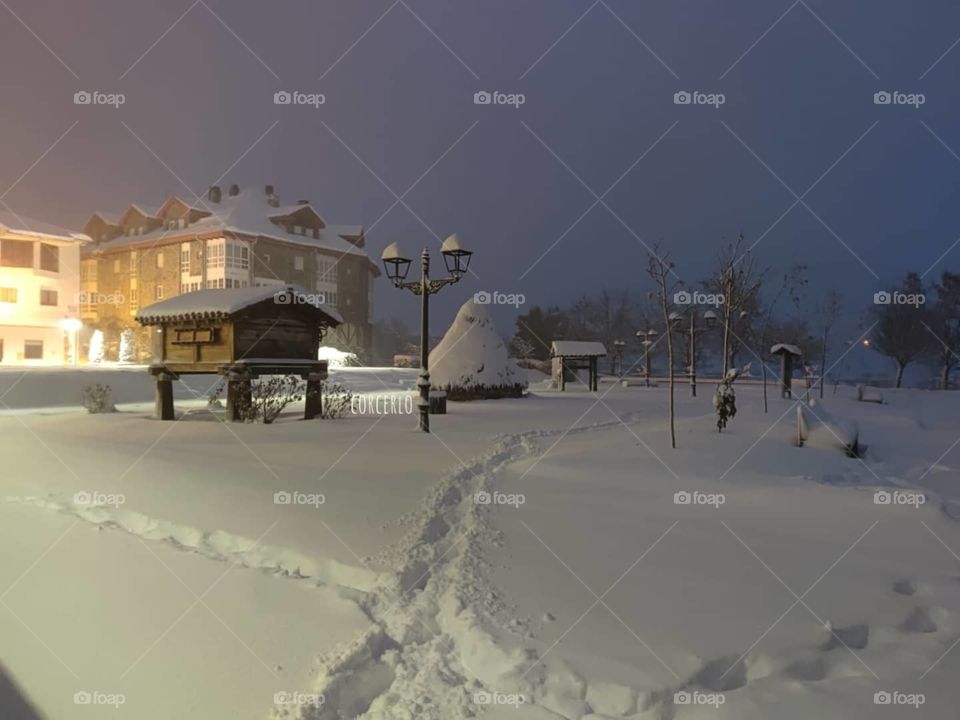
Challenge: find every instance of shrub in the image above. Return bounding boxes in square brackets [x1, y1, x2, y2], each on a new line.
[81, 384, 116, 414]
[320, 382, 353, 419]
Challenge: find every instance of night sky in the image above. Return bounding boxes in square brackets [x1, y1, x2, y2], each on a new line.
[2, 0, 959, 341]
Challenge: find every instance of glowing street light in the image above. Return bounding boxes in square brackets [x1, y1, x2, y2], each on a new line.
[59, 317, 82, 367]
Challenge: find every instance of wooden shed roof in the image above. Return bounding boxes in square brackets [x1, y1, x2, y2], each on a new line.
[550, 340, 608, 357]
[135, 285, 343, 326]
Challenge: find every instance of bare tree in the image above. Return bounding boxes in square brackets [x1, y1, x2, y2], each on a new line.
[647, 244, 679, 448]
[815, 289, 844, 399]
[927, 271, 960, 389]
[705, 234, 765, 376]
[870, 272, 934, 388]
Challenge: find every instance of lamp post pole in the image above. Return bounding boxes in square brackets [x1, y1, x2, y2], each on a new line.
[418, 249, 431, 432]
[689, 310, 696, 397]
[382, 236, 473, 434]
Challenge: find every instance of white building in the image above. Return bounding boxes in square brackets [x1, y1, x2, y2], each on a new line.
[0, 212, 88, 364]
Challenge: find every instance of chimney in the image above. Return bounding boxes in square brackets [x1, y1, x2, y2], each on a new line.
[265, 184, 275, 197]
[228, 184, 240, 197]
[208, 185, 221, 203]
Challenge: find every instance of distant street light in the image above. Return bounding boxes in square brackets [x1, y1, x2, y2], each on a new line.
[636, 327, 658, 387]
[382, 235, 472, 433]
[612, 339, 626, 378]
[59, 317, 82, 367]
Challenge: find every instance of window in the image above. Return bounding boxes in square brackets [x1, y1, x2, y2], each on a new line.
[155, 285, 164, 300]
[225, 241, 249, 269]
[0, 287, 17, 303]
[39, 289, 58, 306]
[294, 255, 304, 271]
[129, 287, 138, 311]
[180, 247, 190, 273]
[293, 225, 304, 235]
[80, 262, 97, 281]
[156, 253, 164, 269]
[317, 258, 337, 283]
[23, 340, 43, 360]
[205, 278, 225, 289]
[113, 258, 121, 273]
[129, 251, 138, 275]
[39, 244, 59, 272]
[206, 240, 224, 269]
[0, 239, 33, 268]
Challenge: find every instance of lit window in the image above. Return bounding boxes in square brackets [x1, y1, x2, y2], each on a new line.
[155, 285, 164, 300]
[129, 288, 138, 310]
[113, 258, 121, 273]
[23, 340, 43, 360]
[294, 255, 304, 271]
[156, 253, 164, 269]
[39, 289, 58, 306]
[206, 240, 225, 269]
[180, 248, 190, 273]
[0, 287, 17, 303]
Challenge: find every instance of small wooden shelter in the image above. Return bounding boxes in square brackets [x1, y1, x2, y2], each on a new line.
[135, 285, 342, 421]
[771, 343, 802, 399]
[550, 341, 607, 392]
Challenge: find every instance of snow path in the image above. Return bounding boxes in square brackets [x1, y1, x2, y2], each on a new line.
[282, 412, 696, 720]
[2, 495, 379, 594]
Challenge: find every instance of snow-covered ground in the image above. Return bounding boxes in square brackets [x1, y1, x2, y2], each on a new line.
[1, 367, 959, 719]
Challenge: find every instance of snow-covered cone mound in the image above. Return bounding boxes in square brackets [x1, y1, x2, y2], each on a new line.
[429, 299, 526, 400]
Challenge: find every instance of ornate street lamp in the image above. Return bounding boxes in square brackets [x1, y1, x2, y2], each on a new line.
[381, 235, 472, 433]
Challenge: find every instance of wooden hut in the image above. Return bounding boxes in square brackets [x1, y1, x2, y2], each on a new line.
[135, 285, 341, 421]
[770, 343, 802, 399]
[550, 341, 607, 392]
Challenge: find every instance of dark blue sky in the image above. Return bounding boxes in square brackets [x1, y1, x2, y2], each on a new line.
[2, 0, 959, 339]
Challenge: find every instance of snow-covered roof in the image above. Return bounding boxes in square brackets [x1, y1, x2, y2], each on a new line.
[770, 343, 802, 356]
[135, 285, 343, 325]
[0, 210, 89, 243]
[92, 189, 367, 258]
[551, 341, 607, 357]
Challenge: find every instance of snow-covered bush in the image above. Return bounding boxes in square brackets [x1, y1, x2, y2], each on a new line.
[81, 384, 116, 414]
[214, 376, 301, 424]
[429, 299, 526, 400]
[713, 368, 740, 432]
[87, 330, 104, 364]
[118, 329, 136, 364]
[320, 382, 353, 419]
